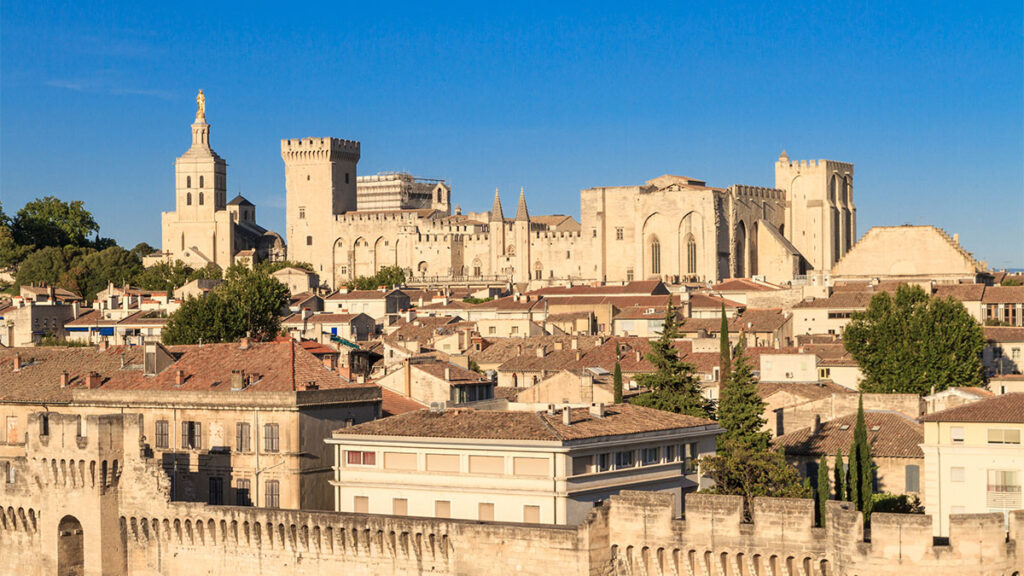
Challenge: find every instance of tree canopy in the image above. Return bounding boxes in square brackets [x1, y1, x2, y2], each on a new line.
[12, 196, 99, 249]
[630, 297, 714, 419]
[715, 343, 771, 455]
[843, 284, 985, 394]
[349, 265, 407, 291]
[162, 266, 289, 345]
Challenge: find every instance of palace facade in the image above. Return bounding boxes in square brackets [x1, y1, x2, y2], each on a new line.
[156, 94, 856, 287]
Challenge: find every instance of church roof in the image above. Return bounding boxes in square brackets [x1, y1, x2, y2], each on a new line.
[515, 188, 530, 221]
[228, 195, 253, 207]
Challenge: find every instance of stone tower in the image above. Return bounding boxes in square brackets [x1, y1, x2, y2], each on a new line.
[514, 187, 531, 280]
[281, 137, 361, 276]
[488, 188, 506, 274]
[775, 152, 855, 272]
[174, 90, 227, 220]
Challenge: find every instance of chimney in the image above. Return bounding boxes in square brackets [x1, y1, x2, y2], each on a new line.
[570, 337, 579, 350]
[813, 414, 822, 434]
[175, 369, 185, 386]
[13, 354, 21, 372]
[98, 339, 109, 352]
[589, 402, 606, 418]
[60, 371, 70, 388]
[635, 351, 642, 362]
[48, 285, 55, 301]
[536, 346, 545, 358]
[404, 358, 412, 397]
[516, 344, 523, 356]
[85, 372, 101, 389]
[562, 406, 572, 425]
[304, 381, 319, 391]
[239, 337, 251, 350]
[546, 403, 556, 415]
[574, 350, 582, 361]
[444, 366, 451, 381]
[301, 308, 312, 321]
[231, 370, 245, 391]
[322, 355, 335, 371]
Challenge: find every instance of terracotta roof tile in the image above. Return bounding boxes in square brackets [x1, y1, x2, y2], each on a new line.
[982, 286, 1024, 304]
[793, 293, 873, 309]
[775, 412, 923, 458]
[919, 393, 1024, 423]
[380, 388, 427, 416]
[983, 326, 1024, 342]
[711, 278, 782, 292]
[334, 403, 716, 441]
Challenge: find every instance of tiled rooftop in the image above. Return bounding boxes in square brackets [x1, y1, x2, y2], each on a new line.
[775, 411, 924, 459]
[920, 393, 1024, 423]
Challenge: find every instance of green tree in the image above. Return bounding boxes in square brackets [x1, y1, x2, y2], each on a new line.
[255, 259, 314, 275]
[350, 265, 407, 290]
[14, 245, 88, 290]
[816, 455, 830, 527]
[613, 359, 623, 404]
[0, 223, 33, 271]
[719, 303, 731, 384]
[74, 246, 144, 300]
[844, 285, 985, 394]
[1002, 277, 1022, 287]
[834, 448, 846, 501]
[12, 196, 99, 248]
[135, 261, 195, 293]
[630, 297, 714, 419]
[715, 342, 771, 455]
[701, 445, 811, 519]
[129, 242, 157, 261]
[853, 396, 875, 522]
[162, 266, 289, 345]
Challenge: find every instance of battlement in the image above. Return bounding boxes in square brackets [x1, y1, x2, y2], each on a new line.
[777, 158, 854, 173]
[732, 185, 787, 201]
[280, 137, 361, 161]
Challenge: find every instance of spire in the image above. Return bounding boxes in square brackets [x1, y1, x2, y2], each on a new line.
[515, 186, 530, 221]
[490, 188, 504, 222]
[778, 149, 789, 163]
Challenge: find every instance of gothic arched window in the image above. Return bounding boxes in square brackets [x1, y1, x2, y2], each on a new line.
[186, 193, 192, 206]
[199, 193, 204, 206]
[186, 176, 192, 189]
[199, 175, 205, 189]
[687, 236, 697, 275]
[650, 238, 661, 275]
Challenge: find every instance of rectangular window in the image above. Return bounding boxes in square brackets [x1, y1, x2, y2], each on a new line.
[435, 500, 451, 518]
[209, 477, 224, 505]
[263, 423, 280, 453]
[155, 420, 169, 449]
[523, 505, 540, 523]
[642, 447, 659, 465]
[353, 495, 368, 513]
[478, 502, 495, 521]
[265, 480, 280, 508]
[393, 498, 408, 515]
[181, 421, 202, 450]
[665, 445, 676, 462]
[614, 450, 634, 469]
[236, 479, 252, 506]
[469, 455, 504, 475]
[346, 450, 377, 466]
[5, 463, 14, 484]
[236, 422, 251, 452]
[615, 228, 623, 240]
[987, 428, 1022, 445]
[571, 455, 593, 476]
[683, 442, 699, 474]
[488, 326, 497, 335]
[951, 467, 966, 482]
[597, 453, 611, 472]
[383, 452, 417, 471]
[951, 426, 965, 443]
[513, 457, 548, 477]
[298, 206, 306, 219]
[511, 326, 519, 334]
[905, 465, 920, 493]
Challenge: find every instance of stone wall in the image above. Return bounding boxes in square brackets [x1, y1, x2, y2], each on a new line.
[0, 411, 1020, 575]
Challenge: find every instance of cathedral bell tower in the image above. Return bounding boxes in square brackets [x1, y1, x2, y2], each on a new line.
[175, 90, 227, 221]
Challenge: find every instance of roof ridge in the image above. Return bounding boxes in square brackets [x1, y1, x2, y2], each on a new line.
[536, 411, 564, 441]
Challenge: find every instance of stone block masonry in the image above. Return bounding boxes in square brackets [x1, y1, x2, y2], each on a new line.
[0, 411, 1020, 575]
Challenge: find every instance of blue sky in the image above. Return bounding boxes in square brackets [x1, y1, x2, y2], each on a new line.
[2, 1, 1022, 268]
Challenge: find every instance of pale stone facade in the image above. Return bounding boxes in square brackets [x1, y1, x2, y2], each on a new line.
[831, 225, 989, 283]
[155, 92, 284, 271]
[280, 136, 855, 288]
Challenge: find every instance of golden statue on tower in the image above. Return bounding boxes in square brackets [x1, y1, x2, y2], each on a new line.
[196, 89, 206, 121]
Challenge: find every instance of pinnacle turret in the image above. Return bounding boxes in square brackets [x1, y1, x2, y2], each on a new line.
[515, 187, 530, 221]
[490, 188, 504, 222]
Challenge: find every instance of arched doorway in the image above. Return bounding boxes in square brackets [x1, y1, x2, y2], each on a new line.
[58, 515, 84, 576]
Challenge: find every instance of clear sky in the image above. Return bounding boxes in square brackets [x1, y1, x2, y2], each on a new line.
[2, 1, 1022, 268]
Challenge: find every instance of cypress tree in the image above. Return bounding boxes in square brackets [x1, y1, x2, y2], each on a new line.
[816, 454, 830, 527]
[834, 448, 846, 501]
[631, 297, 713, 419]
[854, 394, 875, 521]
[719, 303, 731, 384]
[715, 342, 771, 456]
[613, 359, 623, 404]
[847, 435, 859, 506]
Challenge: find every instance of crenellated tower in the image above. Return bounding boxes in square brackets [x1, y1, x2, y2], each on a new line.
[281, 137, 361, 276]
[775, 152, 855, 272]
